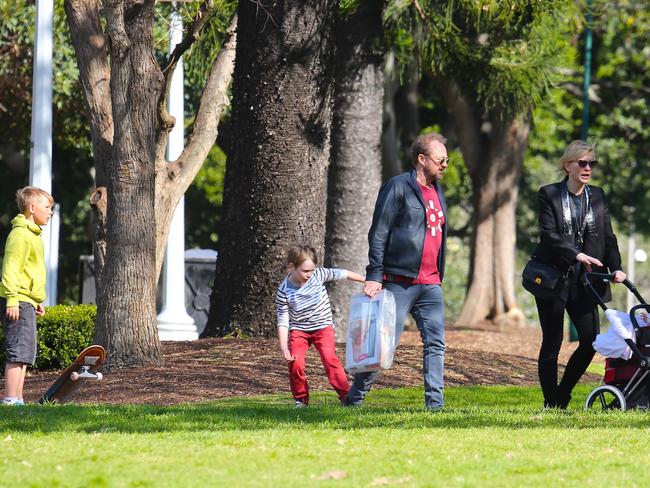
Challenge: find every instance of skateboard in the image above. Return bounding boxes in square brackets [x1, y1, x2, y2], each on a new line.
[38, 345, 106, 404]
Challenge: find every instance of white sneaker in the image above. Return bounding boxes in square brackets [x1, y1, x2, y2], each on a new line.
[294, 400, 307, 408]
[2, 397, 20, 406]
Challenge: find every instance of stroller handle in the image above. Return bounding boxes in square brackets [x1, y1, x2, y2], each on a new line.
[582, 272, 646, 310]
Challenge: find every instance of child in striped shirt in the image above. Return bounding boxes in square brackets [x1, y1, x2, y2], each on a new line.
[275, 245, 364, 408]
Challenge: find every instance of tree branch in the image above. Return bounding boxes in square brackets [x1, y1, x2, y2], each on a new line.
[155, 0, 216, 165]
[154, 12, 238, 276]
[412, 0, 427, 22]
[162, 12, 237, 187]
[104, 0, 130, 59]
[162, 1, 215, 75]
[64, 0, 114, 187]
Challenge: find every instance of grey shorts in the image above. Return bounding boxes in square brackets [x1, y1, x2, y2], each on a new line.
[1, 298, 37, 365]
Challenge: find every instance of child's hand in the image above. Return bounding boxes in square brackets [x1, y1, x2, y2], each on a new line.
[6, 306, 19, 321]
[283, 350, 296, 362]
[36, 304, 45, 316]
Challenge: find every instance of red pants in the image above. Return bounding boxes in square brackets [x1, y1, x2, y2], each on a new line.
[288, 326, 349, 404]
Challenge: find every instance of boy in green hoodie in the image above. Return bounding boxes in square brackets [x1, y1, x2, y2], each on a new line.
[1, 187, 53, 405]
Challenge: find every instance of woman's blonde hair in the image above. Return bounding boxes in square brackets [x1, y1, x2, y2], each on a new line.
[558, 140, 596, 172]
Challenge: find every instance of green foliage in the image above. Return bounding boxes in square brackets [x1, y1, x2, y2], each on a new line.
[588, 1, 650, 234]
[338, 0, 361, 17]
[386, 0, 578, 118]
[185, 145, 227, 249]
[153, 1, 237, 122]
[35, 304, 97, 370]
[0, 304, 96, 370]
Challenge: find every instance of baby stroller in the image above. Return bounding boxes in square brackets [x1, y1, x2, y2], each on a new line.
[584, 272, 650, 410]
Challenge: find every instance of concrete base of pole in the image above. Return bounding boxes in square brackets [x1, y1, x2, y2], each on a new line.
[157, 309, 198, 341]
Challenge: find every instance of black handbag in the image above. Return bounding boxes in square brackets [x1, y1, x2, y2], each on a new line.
[522, 258, 567, 299]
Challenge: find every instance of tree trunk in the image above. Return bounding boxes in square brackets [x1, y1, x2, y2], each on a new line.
[92, 0, 163, 368]
[64, 0, 112, 281]
[449, 89, 529, 327]
[381, 52, 402, 179]
[66, 1, 236, 367]
[206, 0, 335, 337]
[326, 1, 384, 341]
[395, 58, 419, 160]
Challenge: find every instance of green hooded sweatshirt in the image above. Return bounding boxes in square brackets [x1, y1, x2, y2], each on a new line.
[0, 214, 46, 307]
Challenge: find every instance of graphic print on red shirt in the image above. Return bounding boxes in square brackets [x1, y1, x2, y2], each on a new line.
[415, 182, 445, 284]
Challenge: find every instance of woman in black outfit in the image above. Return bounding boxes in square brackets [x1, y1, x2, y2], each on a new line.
[531, 140, 626, 408]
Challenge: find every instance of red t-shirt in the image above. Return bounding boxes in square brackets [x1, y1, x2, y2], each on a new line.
[413, 182, 445, 284]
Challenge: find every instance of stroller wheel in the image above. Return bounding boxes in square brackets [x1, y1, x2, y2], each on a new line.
[585, 385, 626, 411]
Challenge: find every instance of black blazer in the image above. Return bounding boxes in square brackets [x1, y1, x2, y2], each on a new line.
[532, 179, 622, 300]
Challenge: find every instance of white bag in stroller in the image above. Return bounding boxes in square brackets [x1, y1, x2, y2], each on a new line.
[593, 309, 650, 360]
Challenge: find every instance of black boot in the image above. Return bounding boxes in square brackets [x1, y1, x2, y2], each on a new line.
[556, 392, 572, 409]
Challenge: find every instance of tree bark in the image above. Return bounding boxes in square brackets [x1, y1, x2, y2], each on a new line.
[206, 0, 336, 337]
[65, 0, 236, 367]
[395, 58, 420, 161]
[381, 52, 402, 179]
[326, 1, 384, 341]
[93, 0, 163, 368]
[64, 0, 112, 285]
[447, 86, 529, 327]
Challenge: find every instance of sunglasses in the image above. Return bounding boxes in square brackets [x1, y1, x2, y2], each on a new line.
[576, 159, 598, 168]
[425, 154, 450, 165]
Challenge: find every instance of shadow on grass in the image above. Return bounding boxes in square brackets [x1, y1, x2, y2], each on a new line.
[1, 385, 648, 433]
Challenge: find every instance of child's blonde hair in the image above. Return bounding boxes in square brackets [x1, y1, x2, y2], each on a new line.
[16, 186, 54, 212]
[557, 140, 596, 172]
[287, 245, 318, 267]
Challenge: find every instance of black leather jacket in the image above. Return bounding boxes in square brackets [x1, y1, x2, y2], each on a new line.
[366, 170, 447, 283]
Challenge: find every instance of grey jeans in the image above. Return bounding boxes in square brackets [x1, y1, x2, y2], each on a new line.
[347, 282, 445, 408]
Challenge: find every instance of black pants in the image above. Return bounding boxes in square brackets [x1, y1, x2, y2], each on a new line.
[535, 293, 599, 407]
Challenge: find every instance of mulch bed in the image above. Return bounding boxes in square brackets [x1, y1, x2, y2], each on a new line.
[22, 324, 601, 405]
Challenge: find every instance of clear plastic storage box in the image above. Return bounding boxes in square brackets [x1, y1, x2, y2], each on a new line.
[345, 290, 397, 373]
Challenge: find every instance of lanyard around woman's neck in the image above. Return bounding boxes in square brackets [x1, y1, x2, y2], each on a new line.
[561, 179, 595, 249]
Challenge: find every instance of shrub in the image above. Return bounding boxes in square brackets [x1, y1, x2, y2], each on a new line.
[0, 304, 96, 370]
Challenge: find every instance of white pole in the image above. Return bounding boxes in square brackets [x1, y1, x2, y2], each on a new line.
[30, 0, 59, 306]
[157, 6, 198, 341]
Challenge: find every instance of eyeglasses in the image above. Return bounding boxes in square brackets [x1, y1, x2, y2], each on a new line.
[576, 159, 598, 168]
[424, 154, 449, 165]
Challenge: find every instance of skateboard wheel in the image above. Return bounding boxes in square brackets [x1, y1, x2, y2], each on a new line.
[70, 372, 80, 381]
[96, 372, 103, 380]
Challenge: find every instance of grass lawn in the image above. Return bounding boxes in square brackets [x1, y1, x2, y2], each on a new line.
[2, 384, 650, 487]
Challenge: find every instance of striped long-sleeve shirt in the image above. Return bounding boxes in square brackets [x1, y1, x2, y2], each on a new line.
[275, 267, 347, 332]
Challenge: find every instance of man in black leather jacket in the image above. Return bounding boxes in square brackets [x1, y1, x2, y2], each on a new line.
[345, 132, 449, 410]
